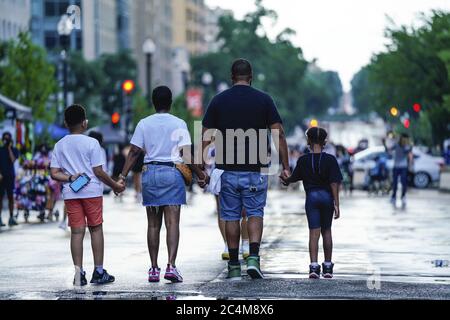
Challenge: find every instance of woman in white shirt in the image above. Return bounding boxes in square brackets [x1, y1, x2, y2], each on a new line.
[118, 86, 207, 284]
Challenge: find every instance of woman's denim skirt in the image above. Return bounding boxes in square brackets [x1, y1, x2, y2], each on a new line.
[141, 164, 186, 207]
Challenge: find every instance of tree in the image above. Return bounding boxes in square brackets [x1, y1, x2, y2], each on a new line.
[191, 0, 342, 132]
[67, 51, 106, 126]
[99, 50, 138, 116]
[351, 11, 450, 145]
[0, 32, 57, 122]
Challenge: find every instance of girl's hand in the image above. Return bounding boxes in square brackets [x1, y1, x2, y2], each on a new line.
[334, 204, 340, 220]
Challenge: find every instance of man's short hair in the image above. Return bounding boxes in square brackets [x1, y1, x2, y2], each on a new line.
[152, 86, 172, 112]
[64, 104, 87, 128]
[231, 58, 253, 81]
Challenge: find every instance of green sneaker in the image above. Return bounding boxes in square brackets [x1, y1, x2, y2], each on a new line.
[227, 263, 242, 281]
[247, 256, 264, 279]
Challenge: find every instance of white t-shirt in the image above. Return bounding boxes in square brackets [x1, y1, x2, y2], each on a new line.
[130, 113, 192, 163]
[50, 134, 105, 200]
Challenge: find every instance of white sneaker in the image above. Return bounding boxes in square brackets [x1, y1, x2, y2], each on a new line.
[241, 240, 250, 259]
[401, 197, 407, 208]
[222, 244, 229, 260]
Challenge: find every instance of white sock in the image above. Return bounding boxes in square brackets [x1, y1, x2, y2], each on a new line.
[95, 265, 104, 274]
[323, 261, 333, 267]
[242, 239, 249, 252]
[310, 262, 319, 267]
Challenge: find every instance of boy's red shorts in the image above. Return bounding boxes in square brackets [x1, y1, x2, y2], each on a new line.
[64, 197, 103, 228]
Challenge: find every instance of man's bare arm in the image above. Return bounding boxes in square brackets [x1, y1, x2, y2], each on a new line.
[270, 122, 290, 176]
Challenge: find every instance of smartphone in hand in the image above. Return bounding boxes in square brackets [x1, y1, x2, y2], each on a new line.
[70, 174, 91, 193]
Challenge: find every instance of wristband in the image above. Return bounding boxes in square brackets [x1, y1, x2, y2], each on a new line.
[68, 175, 73, 182]
[119, 174, 127, 180]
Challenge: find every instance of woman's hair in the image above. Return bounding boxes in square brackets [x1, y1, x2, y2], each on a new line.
[305, 127, 328, 146]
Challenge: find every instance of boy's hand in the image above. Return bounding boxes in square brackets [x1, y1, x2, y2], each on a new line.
[334, 204, 340, 220]
[113, 180, 126, 195]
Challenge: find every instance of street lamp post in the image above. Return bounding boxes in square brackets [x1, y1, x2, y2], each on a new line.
[142, 38, 156, 99]
[201, 72, 213, 114]
[57, 14, 73, 124]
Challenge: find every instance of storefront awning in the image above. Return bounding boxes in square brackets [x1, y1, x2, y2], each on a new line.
[0, 93, 33, 121]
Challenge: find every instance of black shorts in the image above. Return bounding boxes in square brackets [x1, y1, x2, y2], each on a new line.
[0, 176, 15, 197]
[305, 189, 334, 230]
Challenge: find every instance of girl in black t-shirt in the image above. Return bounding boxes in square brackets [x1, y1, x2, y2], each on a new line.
[281, 127, 342, 279]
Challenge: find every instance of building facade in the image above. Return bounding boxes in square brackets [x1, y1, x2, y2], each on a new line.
[130, 0, 174, 95]
[0, 0, 30, 42]
[172, 0, 208, 56]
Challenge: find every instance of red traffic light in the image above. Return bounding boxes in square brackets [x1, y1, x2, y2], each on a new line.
[111, 112, 120, 125]
[403, 119, 410, 129]
[413, 103, 421, 113]
[122, 80, 135, 94]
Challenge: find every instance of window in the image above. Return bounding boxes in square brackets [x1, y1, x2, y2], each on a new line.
[44, 1, 57, 17]
[44, 31, 58, 49]
[59, 1, 70, 16]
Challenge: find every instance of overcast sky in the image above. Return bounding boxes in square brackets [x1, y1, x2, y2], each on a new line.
[205, 0, 450, 91]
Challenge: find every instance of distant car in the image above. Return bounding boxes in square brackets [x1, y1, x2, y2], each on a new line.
[352, 146, 444, 189]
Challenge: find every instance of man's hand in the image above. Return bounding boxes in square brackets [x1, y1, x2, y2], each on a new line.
[70, 173, 82, 182]
[334, 204, 340, 220]
[279, 168, 291, 186]
[197, 171, 210, 188]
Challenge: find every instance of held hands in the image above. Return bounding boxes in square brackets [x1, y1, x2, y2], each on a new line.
[197, 170, 210, 188]
[114, 178, 126, 196]
[279, 168, 291, 186]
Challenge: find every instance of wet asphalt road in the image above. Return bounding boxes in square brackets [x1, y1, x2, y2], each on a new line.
[0, 187, 449, 300]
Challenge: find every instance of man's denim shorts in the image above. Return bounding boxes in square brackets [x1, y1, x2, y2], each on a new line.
[219, 171, 268, 221]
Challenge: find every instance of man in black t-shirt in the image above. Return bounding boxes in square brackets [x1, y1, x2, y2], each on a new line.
[0, 132, 19, 227]
[202, 59, 290, 280]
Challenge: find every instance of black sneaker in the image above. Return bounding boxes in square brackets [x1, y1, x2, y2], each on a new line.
[90, 269, 115, 285]
[322, 263, 334, 278]
[73, 271, 88, 286]
[309, 264, 321, 279]
[0, 219, 5, 227]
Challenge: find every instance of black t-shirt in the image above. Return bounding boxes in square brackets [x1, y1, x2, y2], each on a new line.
[202, 85, 282, 172]
[0, 146, 19, 178]
[288, 152, 343, 193]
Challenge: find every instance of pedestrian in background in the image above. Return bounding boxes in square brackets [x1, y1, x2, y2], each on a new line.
[0, 132, 19, 227]
[281, 127, 342, 279]
[50, 104, 125, 286]
[385, 133, 413, 208]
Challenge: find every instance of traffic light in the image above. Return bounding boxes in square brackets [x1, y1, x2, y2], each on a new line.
[122, 80, 135, 94]
[413, 103, 421, 113]
[390, 107, 399, 117]
[111, 112, 121, 128]
[310, 119, 318, 127]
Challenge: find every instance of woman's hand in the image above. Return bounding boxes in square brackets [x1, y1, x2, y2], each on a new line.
[197, 170, 210, 188]
[334, 204, 340, 220]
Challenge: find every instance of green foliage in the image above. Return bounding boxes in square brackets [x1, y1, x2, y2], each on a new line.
[351, 11, 450, 145]
[0, 32, 57, 122]
[99, 50, 138, 116]
[191, 0, 342, 132]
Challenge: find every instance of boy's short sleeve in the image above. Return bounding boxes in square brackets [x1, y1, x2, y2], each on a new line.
[130, 122, 145, 149]
[90, 140, 105, 168]
[329, 156, 343, 183]
[50, 144, 60, 169]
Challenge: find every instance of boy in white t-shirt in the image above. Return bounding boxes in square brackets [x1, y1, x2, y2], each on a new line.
[50, 104, 125, 286]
